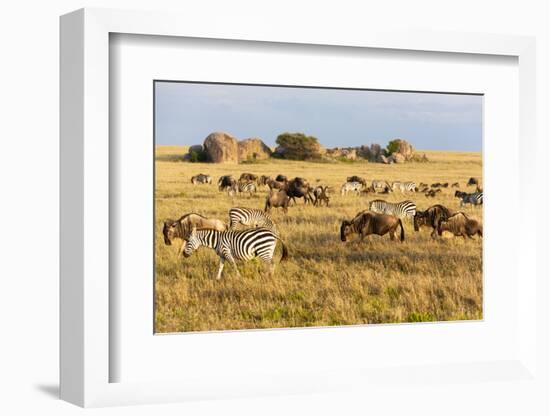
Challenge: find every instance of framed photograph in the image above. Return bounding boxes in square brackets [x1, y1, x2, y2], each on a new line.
[60, 8, 538, 408]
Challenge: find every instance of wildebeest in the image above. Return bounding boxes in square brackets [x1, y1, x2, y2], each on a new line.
[218, 175, 236, 191]
[265, 189, 290, 213]
[467, 177, 479, 186]
[312, 186, 330, 206]
[424, 189, 441, 198]
[267, 178, 286, 191]
[286, 177, 314, 204]
[340, 211, 405, 242]
[275, 174, 287, 182]
[455, 190, 483, 207]
[414, 204, 453, 238]
[451, 182, 460, 188]
[257, 175, 272, 186]
[346, 176, 367, 186]
[340, 181, 363, 196]
[191, 173, 212, 185]
[437, 212, 483, 239]
[239, 172, 258, 182]
[162, 213, 227, 257]
[360, 185, 376, 196]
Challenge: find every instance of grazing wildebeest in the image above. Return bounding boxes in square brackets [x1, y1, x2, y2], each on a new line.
[340, 211, 405, 242]
[218, 175, 236, 192]
[286, 177, 313, 204]
[239, 172, 258, 182]
[455, 191, 483, 207]
[257, 175, 272, 186]
[419, 182, 428, 188]
[265, 189, 290, 213]
[467, 177, 479, 186]
[191, 173, 212, 185]
[267, 178, 286, 191]
[391, 181, 417, 193]
[424, 189, 441, 198]
[162, 213, 227, 257]
[346, 176, 367, 186]
[340, 181, 363, 196]
[441, 182, 449, 188]
[431, 182, 442, 188]
[437, 212, 483, 239]
[414, 204, 453, 238]
[312, 186, 330, 206]
[451, 182, 460, 188]
[183, 227, 288, 279]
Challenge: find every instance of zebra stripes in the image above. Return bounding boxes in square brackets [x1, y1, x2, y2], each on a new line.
[459, 191, 483, 207]
[228, 207, 275, 230]
[229, 181, 257, 196]
[368, 199, 417, 220]
[340, 181, 363, 196]
[183, 227, 288, 279]
[391, 181, 417, 193]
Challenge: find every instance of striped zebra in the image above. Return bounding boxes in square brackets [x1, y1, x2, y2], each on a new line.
[457, 191, 483, 207]
[183, 227, 288, 279]
[391, 181, 417, 193]
[371, 180, 393, 193]
[228, 181, 257, 197]
[340, 181, 363, 196]
[368, 199, 417, 222]
[228, 207, 276, 231]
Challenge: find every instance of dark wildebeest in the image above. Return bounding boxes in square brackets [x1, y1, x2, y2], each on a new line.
[287, 177, 314, 204]
[437, 212, 483, 239]
[467, 177, 479, 187]
[346, 176, 367, 186]
[218, 175, 236, 191]
[340, 211, 405, 242]
[265, 189, 290, 213]
[424, 189, 441, 198]
[162, 213, 227, 257]
[431, 182, 442, 188]
[239, 173, 258, 182]
[451, 182, 460, 188]
[275, 174, 287, 182]
[267, 179, 286, 191]
[313, 186, 330, 206]
[414, 204, 453, 238]
[191, 173, 212, 185]
[257, 175, 272, 186]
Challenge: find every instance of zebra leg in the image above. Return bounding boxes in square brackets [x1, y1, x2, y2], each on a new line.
[225, 253, 242, 278]
[215, 258, 225, 280]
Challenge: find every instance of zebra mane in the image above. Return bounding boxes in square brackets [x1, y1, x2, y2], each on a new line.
[177, 212, 207, 222]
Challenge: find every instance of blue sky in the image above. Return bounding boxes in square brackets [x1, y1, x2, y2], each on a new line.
[154, 82, 483, 152]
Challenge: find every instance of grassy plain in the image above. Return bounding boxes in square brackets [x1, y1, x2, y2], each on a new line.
[155, 146, 483, 332]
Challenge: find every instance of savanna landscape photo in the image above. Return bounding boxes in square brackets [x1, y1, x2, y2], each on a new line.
[154, 82, 483, 333]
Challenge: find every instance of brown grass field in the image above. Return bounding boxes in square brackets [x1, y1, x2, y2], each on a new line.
[155, 146, 483, 333]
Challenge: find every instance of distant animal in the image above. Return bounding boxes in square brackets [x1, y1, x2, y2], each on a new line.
[431, 182, 442, 188]
[162, 213, 227, 257]
[391, 181, 417, 193]
[257, 175, 272, 186]
[437, 212, 483, 239]
[360, 185, 376, 195]
[441, 182, 449, 188]
[424, 189, 441, 198]
[368, 199, 417, 222]
[229, 180, 257, 197]
[413, 204, 453, 238]
[239, 172, 258, 182]
[228, 207, 276, 230]
[218, 175, 236, 192]
[275, 174, 288, 182]
[340, 181, 363, 196]
[419, 182, 428, 188]
[455, 191, 483, 207]
[267, 179, 286, 191]
[346, 176, 367, 186]
[340, 211, 405, 242]
[372, 180, 392, 191]
[467, 177, 480, 186]
[313, 186, 330, 206]
[265, 189, 290, 213]
[451, 182, 460, 188]
[183, 227, 288, 279]
[191, 173, 212, 185]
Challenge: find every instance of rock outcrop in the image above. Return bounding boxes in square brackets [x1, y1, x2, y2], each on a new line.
[203, 132, 239, 163]
[238, 138, 272, 161]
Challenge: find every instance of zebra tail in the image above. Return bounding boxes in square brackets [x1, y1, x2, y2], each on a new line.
[399, 219, 405, 242]
[274, 235, 289, 261]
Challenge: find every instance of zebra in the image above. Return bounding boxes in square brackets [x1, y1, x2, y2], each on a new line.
[340, 181, 363, 196]
[191, 174, 212, 185]
[228, 207, 276, 231]
[371, 180, 393, 193]
[368, 199, 417, 223]
[228, 181, 257, 197]
[456, 191, 483, 207]
[183, 227, 288, 279]
[391, 181, 417, 193]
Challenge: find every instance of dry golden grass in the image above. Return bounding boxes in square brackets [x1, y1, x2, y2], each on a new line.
[155, 146, 482, 333]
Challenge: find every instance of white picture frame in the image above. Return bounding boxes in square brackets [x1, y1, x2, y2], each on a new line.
[60, 8, 538, 408]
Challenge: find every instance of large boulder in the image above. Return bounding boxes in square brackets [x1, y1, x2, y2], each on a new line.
[388, 153, 406, 164]
[389, 139, 414, 160]
[203, 132, 239, 163]
[238, 138, 272, 161]
[377, 154, 390, 164]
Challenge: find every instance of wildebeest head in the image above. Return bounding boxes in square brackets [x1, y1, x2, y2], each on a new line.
[340, 220, 353, 242]
[162, 219, 178, 245]
[413, 211, 427, 231]
[454, 190, 466, 198]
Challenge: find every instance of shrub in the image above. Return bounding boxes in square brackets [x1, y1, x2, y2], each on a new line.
[275, 132, 323, 160]
[189, 149, 207, 163]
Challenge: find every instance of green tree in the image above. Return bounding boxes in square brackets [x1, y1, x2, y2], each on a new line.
[386, 139, 401, 156]
[275, 132, 322, 160]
